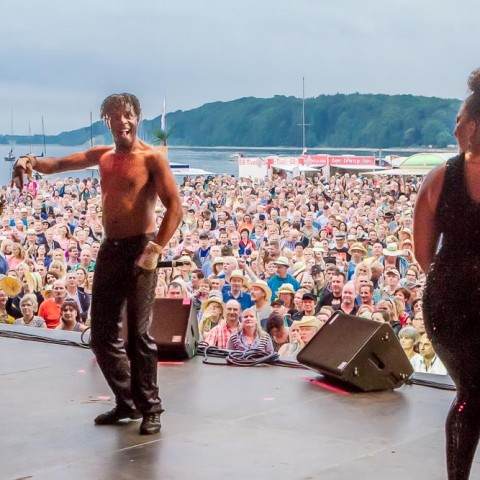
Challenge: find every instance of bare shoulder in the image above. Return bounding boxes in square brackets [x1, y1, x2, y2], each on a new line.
[141, 143, 169, 169]
[86, 146, 114, 163]
[417, 163, 447, 213]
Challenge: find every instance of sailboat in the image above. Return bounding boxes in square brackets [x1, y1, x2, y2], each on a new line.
[5, 108, 15, 162]
[4, 147, 15, 162]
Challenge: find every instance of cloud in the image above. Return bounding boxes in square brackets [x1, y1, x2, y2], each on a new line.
[0, 0, 477, 134]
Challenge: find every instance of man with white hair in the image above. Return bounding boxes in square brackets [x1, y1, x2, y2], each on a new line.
[219, 256, 239, 297]
[218, 256, 238, 281]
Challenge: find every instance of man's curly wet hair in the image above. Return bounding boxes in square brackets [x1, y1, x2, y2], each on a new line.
[100, 93, 141, 121]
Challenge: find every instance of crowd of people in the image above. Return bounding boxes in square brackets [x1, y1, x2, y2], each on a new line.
[0, 167, 447, 375]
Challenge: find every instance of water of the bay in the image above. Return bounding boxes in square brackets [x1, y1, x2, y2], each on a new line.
[0, 144, 242, 187]
[0, 144, 322, 186]
[0, 143, 442, 188]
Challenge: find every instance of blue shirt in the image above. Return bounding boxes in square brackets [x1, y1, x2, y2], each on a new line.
[267, 275, 300, 300]
[222, 289, 253, 311]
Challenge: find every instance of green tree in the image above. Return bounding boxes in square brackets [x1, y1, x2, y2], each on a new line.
[152, 127, 175, 146]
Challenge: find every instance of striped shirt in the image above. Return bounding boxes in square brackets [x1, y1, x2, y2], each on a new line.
[226, 330, 274, 353]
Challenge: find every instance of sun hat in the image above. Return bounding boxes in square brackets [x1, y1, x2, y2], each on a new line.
[24, 270, 42, 293]
[348, 243, 368, 256]
[399, 227, 412, 237]
[274, 256, 289, 267]
[312, 243, 327, 253]
[382, 243, 403, 257]
[249, 280, 272, 301]
[201, 296, 225, 313]
[177, 255, 195, 268]
[0, 275, 22, 297]
[229, 269, 249, 286]
[276, 283, 296, 296]
[294, 316, 322, 330]
[292, 263, 307, 277]
[212, 257, 225, 266]
[385, 267, 401, 277]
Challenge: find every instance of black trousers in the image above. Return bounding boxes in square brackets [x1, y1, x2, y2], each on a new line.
[90, 234, 162, 414]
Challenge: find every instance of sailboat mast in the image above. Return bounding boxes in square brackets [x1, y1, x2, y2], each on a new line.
[41, 116, 47, 156]
[28, 121, 32, 154]
[302, 77, 306, 154]
[90, 111, 93, 148]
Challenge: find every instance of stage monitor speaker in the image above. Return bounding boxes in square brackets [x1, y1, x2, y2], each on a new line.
[122, 298, 199, 361]
[297, 311, 413, 392]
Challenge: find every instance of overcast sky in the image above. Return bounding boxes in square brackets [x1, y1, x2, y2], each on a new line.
[1, 0, 477, 135]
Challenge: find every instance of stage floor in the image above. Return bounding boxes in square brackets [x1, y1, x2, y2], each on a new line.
[1, 335, 478, 480]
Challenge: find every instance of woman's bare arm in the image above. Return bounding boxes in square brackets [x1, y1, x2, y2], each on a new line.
[413, 164, 446, 273]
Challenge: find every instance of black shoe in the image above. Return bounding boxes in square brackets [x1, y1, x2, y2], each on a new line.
[140, 411, 162, 435]
[94, 406, 142, 425]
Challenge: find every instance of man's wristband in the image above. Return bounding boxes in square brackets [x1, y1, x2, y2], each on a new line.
[151, 242, 163, 254]
[19, 154, 36, 164]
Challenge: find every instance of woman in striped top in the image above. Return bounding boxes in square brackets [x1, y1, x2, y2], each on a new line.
[226, 307, 273, 353]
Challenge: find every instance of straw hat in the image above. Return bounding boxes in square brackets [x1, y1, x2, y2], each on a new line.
[201, 296, 225, 314]
[293, 316, 322, 330]
[249, 280, 272, 302]
[348, 242, 368, 256]
[0, 275, 22, 297]
[292, 262, 307, 277]
[276, 283, 296, 296]
[24, 270, 42, 293]
[177, 255, 195, 267]
[212, 257, 225, 267]
[399, 227, 412, 238]
[312, 243, 327, 253]
[274, 256, 289, 267]
[229, 269, 249, 286]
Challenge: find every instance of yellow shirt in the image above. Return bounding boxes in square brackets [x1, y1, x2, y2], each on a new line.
[0, 309, 14, 324]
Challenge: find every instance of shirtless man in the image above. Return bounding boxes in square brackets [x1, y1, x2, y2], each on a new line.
[12, 93, 183, 435]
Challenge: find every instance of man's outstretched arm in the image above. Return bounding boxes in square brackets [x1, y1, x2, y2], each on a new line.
[12, 146, 110, 189]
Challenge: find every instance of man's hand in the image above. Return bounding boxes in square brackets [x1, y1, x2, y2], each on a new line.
[136, 241, 163, 270]
[12, 155, 35, 190]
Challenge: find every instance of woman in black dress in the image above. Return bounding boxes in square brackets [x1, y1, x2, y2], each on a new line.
[414, 68, 480, 479]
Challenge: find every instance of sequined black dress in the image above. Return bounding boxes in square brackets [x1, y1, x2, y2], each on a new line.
[423, 153, 480, 479]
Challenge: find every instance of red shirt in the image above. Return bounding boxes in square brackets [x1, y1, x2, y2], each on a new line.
[38, 299, 61, 329]
[205, 321, 239, 350]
